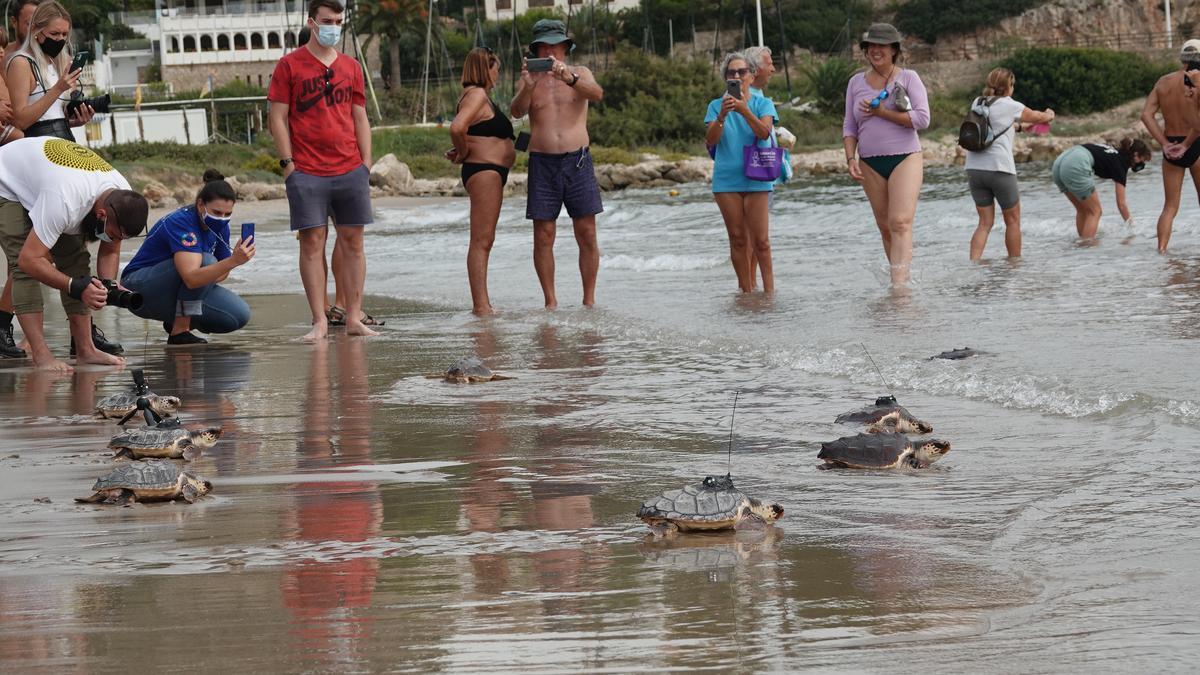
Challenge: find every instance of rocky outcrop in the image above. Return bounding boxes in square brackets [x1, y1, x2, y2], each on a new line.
[369, 153, 414, 192]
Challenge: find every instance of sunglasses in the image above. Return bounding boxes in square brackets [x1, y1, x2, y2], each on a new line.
[724, 67, 750, 78]
[869, 87, 889, 109]
[323, 67, 334, 96]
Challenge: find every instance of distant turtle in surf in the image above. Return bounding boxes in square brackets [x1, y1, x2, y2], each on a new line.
[818, 432, 951, 469]
[107, 418, 222, 461]
[637, 474, 784, 536]
[835, 395, 933, 434]
[95, 391, 181, 421]
[76, 459, 212, 505]
[425, 356, 513, 384]
[929, 347, 982, 361]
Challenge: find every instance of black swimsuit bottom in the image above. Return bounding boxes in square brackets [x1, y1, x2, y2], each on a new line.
[461, 162, 510, 187]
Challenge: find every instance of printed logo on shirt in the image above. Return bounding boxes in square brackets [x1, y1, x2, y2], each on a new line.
[42, 139, 113, 172]
[181, 232, 198, 247]
[294, 76, 350, 113]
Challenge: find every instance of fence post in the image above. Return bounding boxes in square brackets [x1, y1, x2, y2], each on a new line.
[182, 107, 191, 145]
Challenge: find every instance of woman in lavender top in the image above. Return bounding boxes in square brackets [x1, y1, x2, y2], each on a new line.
[842, 23, 929, 285]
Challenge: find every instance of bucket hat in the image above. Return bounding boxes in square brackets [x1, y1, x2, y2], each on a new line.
[1181, 38, 1200, 60]
[529, 19, 575, 54]
[860, 23, 903, 50]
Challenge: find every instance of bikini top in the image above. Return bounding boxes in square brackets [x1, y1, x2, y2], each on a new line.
[466, 99, 514, 140]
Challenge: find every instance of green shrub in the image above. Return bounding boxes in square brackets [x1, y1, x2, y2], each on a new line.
[800, 57, 859, 114]
[895, 0, 1042, 44]
[589, 48, 717, 149]
[240, 153, 283, 176]
[999, 47, 1172, 114]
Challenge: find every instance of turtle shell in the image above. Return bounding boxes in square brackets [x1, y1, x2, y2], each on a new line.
[637, 475, 747, 529]
[818, 432, 913, 469]
[834, 396, 931, 433]
[930, 347, 979, 360]
[447, 356, 492, 380]
[92, 459, 183, 492]
[109, 421, 189, 451]
[96, 391, 138, 414]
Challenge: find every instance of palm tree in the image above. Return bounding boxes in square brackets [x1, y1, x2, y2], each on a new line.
[355, 0, 426, 87]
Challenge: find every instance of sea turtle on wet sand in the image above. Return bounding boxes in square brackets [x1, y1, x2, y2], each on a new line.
[818, 432, 951, 469]
[425, 356, 513, 384]
[929, 347, 982, 361]
[107, 419, 222, 461]
[835, 395, 933, 434]
[637, 474, 784, 537]
[75, 459, 213, 505]
[94, 391, 181, 420]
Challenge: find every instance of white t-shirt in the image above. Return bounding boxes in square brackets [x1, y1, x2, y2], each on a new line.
[0, 137, 130, 248]
[963, 96, 1025, 174]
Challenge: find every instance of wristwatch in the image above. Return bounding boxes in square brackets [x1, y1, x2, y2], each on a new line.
[279, 158, 293, 169]
[567, 72, 580, 87]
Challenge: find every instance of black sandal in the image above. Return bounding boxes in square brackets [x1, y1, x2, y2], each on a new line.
[326, 306, 347, 326]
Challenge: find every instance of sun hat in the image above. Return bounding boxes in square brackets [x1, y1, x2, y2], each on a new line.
[529, 19, 575, 54]
[1181, 38, 1200, 60]
[860, 23, 903, 50]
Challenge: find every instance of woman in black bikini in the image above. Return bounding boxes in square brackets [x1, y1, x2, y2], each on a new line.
[449, 47, 515, 315]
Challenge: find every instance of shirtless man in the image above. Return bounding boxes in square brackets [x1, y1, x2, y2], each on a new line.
[1141, 39, 1200, 253]
[510, 19, 604, 308]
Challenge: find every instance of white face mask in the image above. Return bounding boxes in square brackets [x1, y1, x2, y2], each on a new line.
[95, 217, 112, 243]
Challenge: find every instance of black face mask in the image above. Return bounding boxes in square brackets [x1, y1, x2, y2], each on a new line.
[40, 36, 66, 58]
[80, 211, 101, 242]
[1132, 162, 1146, 173]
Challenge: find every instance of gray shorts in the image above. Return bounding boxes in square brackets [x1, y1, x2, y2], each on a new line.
[526, 148, 604, 221]
[284, 164, 373, 231]
[966, 169, 1020, 210]
[1051, 145, 1096, 201]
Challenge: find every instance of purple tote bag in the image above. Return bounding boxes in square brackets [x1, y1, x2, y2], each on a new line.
[743, 133, 783, 182]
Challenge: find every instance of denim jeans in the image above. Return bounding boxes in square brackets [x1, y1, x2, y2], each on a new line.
[121, 255, 250, 334]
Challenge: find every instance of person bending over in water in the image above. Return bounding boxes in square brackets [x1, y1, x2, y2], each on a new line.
[449, 47, 515, 315]
[1141, 39, 1200, 253]
[964, 67, 1055, 260]
[843, 23, 930, 285]
[1050, 139, 1151, 240]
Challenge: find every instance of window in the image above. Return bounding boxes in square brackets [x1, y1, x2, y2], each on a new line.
[268, 32, 281, 48]
[168, 36, 179, 53]
[285, 31, 296, 48]
[528, 0, 554, 6]
[200, 34, 214, 51]
[251, 33, 264, 49]
[495, 0, 511, 8]
[183, 35, 197, 52]
[234, 33, 247, 50]
[217, 34, 230, 50]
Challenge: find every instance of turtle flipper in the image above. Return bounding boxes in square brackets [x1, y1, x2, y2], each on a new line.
[112, 448, 134, 461]
[488, 374, 514, 381]
[181, 483, 199, 503]
[180, 439, 201, 462]
[76, 492, 105, 504]
[734, 507, 768, 531]
[646, 520, 679, 538]
[109, 489, 137, 506]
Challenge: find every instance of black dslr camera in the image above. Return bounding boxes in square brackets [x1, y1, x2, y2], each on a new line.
[65, 91, 111, 118]
[99, 278, 142, 311]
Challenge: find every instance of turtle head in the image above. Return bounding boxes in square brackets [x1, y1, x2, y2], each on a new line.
[913, 439, 951, 464]
[183, 474, 213, 497]
[745, 498, 784, 523]
[194, 427, 223, 448]
[152, 395, 182, 416]
[910, 418, 933, 434]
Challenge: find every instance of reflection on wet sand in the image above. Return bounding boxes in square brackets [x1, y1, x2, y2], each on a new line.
[281, 337, 382, 669]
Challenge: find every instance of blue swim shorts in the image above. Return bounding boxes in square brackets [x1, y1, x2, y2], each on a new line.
[526, 148, 604, 221]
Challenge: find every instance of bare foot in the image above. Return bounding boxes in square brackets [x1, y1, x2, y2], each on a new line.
[301, 321, 329, 343]
[31, 349, 73, 373]
[75, 349, 126, 367]
[472, 305, 496, 316]
[345, 319, 379, 337]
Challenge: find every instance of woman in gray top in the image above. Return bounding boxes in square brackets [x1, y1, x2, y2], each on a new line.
[964, 68, 1055, 260]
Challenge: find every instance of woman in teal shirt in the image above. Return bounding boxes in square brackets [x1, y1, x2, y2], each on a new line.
[705, 51, 777, 293]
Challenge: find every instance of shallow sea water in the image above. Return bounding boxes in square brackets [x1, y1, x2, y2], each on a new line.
[1, 163, 1199, 671]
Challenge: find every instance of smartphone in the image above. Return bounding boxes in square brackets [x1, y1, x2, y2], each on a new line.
[240, 222, 255, 244]
[69, 50, 88, 73]
[725, 79, 741, 100]
[527, 57, 553, 73]
[515, 131, 531, 152]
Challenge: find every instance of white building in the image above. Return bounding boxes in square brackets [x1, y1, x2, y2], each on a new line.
[483, 0, 640, 22]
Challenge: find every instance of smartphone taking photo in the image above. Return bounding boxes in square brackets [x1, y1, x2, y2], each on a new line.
[240, 222, 255, 244]
[725, 79, 742, 100]
[527, 58, 553, 73]
[69, 51, 88, 73]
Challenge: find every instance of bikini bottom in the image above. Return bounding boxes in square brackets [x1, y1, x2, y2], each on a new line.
[861, 152, 916, 180]
[461, 162, 510, 187]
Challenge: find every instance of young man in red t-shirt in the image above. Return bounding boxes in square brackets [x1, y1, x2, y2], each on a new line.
[268, 0, 377, 342]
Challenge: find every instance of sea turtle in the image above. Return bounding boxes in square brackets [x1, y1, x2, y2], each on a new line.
[425, 356, 513, 384]
[75, 459, 212, 505]
[834, 395, 933, 434]
[636, 474, 784, 536]
[107, 419, 222, 461]
[818, 432, 951, 469]
[929, 347, 981, 361]
[94, 391, 182, 420]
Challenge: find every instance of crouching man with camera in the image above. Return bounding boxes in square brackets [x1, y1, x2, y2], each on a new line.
[0, 137, 148, 372]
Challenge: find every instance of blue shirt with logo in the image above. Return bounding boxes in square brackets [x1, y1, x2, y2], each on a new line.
[123, 205, 232, 277]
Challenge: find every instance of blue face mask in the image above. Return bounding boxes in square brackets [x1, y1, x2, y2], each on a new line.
[316, 24, 341, 47]
[203, 213, 231, 230]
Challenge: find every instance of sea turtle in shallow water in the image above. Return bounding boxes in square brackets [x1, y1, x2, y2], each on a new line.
[818, 432, 951, 469]
[425, 356, 513, 384]
[929, 347, 982, 361]
[835, 395, 933, 434]
[637, 474, 784, 536]
[75, 459, 212, 505]
[107, 419, 222, 461]
[94, 391, 182, 420]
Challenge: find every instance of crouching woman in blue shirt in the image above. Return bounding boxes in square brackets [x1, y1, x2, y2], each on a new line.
[121, 170, 255, 344]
